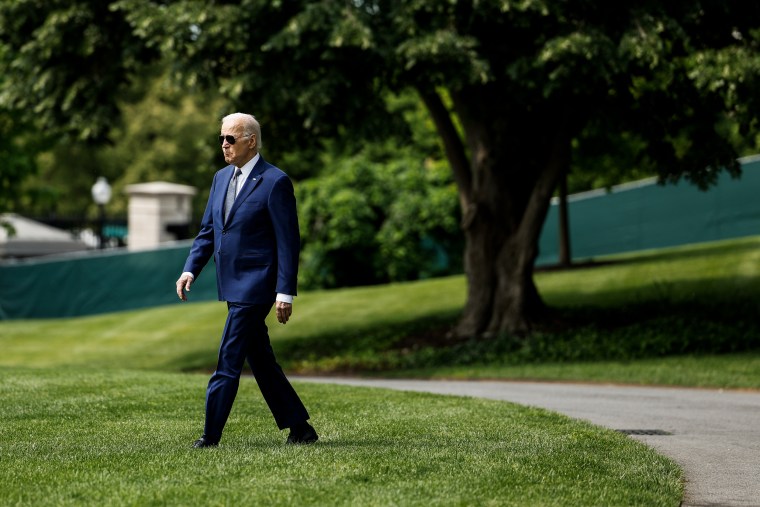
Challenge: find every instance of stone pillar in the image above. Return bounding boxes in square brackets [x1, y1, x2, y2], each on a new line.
[124, 181, 197, 251]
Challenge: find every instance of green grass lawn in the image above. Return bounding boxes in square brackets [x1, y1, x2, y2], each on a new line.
[381, 352, 760, 387]
[8, 237, 758, 505]
[1, 367, 681, 506]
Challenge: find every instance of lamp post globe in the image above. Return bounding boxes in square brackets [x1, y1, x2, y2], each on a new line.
[91, 177, 112, 205]
[91, 177, 112, 249]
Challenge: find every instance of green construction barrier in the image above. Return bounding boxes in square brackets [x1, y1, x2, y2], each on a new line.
[0, 242, 218, 320]
[537, 155, 760, 265]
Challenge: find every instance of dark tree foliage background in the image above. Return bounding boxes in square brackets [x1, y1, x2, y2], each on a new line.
[1, 0, 759, 336]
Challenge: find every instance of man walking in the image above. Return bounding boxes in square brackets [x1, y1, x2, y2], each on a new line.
[176, 112, 317, 448]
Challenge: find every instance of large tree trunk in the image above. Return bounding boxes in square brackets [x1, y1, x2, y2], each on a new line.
[457, 211, 545, 336]
[419, 86, 571, 336]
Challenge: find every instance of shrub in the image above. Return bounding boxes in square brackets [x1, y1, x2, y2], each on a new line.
[296, 144, 462, 289]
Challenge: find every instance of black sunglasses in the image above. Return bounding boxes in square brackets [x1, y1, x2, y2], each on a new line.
[219, 134, 252, 145]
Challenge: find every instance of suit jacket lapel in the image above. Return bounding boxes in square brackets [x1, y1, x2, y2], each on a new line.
[226, 157, 266, 223]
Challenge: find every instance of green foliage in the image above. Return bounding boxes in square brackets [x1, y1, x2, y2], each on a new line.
[99, 68, 225, 215]
[2, 0, 760, 334]
[294, 90, 462, 289]
[15, 67, 225, 217]
[25, 143, 108, 216]
[0, 0, 155, 143]
[0, 108, 37, 213]
[112, 0, 404, 162]
[297, 142, 461, 289]
[0, 43, 39, 214]
[569, 128, 656, 193]
[3, 0, 759, 192]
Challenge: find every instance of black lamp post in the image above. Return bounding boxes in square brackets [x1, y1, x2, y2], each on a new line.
[91, 177, 112, 249]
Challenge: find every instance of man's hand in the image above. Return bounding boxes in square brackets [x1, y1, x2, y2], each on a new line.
[276, 301, 293, 324]
[176, 273, 194, 301]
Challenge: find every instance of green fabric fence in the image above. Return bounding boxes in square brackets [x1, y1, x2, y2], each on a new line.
[536, 154, 760, 266]
[0, 243, 218, 320]
[1, 155, 759, 320]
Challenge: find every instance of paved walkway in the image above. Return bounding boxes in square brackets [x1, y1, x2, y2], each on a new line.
[296, 377, 760, 507]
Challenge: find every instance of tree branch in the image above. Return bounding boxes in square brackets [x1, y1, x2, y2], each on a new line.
[416, 87, 472, 206]
[519, 119, 571, 247]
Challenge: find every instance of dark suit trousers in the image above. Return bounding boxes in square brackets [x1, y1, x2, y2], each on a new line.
[203, 302, 309, 442]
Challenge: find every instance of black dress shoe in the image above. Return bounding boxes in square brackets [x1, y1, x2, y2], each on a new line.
[286, 422, 318, 444]
[192, 436, 219, 448]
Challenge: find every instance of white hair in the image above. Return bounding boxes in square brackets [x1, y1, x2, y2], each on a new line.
[222, 112, 262, 150]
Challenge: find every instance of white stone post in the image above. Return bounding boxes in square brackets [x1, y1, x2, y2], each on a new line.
[124, 182, 197, 251]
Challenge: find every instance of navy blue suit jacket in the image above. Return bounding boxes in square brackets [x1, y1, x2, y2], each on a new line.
[183, 156, 300, 304]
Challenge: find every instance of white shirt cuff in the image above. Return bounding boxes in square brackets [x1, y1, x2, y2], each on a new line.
[184, 272, 291, 303]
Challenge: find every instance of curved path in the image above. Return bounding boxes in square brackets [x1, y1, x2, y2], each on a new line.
[297, 377, 760, 507]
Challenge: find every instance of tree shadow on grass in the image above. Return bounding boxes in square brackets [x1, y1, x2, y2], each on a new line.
[270, 292, 760, 374]
[175, 267, 760, 376]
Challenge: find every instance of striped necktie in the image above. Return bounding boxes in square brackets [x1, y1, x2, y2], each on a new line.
[224, 168, 242, 223]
